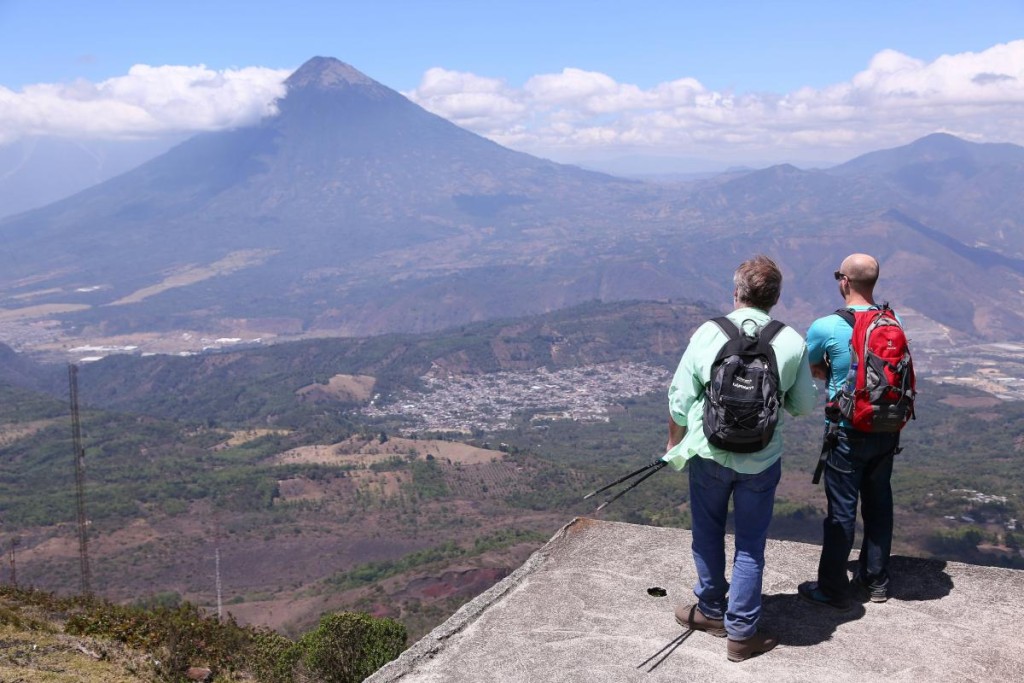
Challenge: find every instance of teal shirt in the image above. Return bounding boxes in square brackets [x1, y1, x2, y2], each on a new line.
[806, 305, 903, 428]
[806, 305, 899, 399]
[665, 308, 817, 473]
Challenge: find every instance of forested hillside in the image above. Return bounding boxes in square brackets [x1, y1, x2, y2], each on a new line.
[1, 300, 1021, 650]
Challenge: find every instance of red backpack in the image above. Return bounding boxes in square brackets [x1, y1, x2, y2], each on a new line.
[829, 304, 916, 432]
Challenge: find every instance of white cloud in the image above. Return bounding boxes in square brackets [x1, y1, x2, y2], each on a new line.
[5, 41, 1024, 166]
[524, 68, 619, 105]
[405, 40, 1024, 164]
[0, 64, 289, 145]
[405, 67, 526, 134]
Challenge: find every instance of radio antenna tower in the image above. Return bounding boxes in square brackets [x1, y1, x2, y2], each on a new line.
[215, 547, 223, 620]
[68, 364, 93, 596]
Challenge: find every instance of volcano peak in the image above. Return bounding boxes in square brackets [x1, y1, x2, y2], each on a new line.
[285, 56, 381, 91]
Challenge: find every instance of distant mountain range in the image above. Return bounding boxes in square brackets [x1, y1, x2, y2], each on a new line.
[2, 56, 1023, 348]
[0, 136, 181, 219]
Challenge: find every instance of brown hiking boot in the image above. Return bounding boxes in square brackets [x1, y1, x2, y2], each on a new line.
[674, 603, 726, 637]
[727, 631, 778, 662]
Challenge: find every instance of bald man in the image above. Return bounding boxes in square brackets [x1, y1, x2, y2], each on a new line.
[799, 253, 902, 610]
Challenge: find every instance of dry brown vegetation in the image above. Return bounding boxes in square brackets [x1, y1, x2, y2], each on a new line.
[216, 428, 292, 449]
[109, 250, 277, 306]
[0, 594, 153, 682]
[272, 436, 504, 467]
[296, 373, 376, 403]
[0, 303, 91, 321]
[0, 623, 149, 682]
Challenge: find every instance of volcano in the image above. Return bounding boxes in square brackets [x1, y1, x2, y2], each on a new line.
[2, 58, 1023, 344]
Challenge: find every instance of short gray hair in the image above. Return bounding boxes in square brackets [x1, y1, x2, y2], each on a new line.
[734, 255, 782, 311]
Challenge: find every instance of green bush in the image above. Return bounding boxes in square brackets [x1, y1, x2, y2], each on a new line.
[247, 628, 301, 683]
[297, 612, 406, 683]
[156, 606, 252, 681]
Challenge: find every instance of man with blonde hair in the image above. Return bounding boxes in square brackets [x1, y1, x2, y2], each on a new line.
[666, 254, 816, 662]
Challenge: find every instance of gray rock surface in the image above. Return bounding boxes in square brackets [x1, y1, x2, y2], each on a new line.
[370, 517, 1024, 682]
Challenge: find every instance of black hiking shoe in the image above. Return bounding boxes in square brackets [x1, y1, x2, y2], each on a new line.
[798, 581, 852, 611]
[852, 574, 889, 603]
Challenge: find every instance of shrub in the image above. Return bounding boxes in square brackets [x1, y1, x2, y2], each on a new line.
[297, 612, 406, 683]
[65, 600, 163, 651]
[247, 628, 301, 683]
[154, 605, 251, 681]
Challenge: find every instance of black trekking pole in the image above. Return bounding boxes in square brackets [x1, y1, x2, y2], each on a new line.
[584, 459, 669, 512]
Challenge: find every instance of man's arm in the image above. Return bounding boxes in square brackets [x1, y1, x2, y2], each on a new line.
[667, 419, 687, 453]
[805, 317, 833, 382]
[785, 345, 818, 416]
[667, 325, 707, 448]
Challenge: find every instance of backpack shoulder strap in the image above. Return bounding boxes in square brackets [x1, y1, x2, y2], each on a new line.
[755, 320, 785, 371]
[833, 308, 856, 327]
[760, 319, 786, 342]
[709, 316, 740, 340]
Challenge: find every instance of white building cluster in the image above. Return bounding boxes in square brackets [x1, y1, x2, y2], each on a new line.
[362, 362, 669, 433]
[927, 341, 1024, 401]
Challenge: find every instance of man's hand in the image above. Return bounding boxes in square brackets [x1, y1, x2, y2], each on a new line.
[810, 361, 829, 380]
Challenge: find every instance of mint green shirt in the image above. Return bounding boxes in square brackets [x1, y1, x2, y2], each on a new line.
[665, 308, 817, 473]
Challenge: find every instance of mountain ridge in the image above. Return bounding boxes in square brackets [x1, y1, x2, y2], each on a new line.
[2, 57, 1023, 349]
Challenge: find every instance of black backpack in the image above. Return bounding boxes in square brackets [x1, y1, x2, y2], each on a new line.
[702, 317, 787, 453]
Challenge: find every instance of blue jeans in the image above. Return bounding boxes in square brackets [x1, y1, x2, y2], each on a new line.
[688, 456, 781, 640]
[817, 427, 900, 597]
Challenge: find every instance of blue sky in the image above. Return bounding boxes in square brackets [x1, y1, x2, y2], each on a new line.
[2, 0, 1024, 168]
[3, 1, 1019, 91]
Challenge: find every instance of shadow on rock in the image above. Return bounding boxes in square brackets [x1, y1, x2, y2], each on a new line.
[884, 557, 954, 602]
[761, 593, 866, 646]
[635, 629, 695, 672]
[856, 555, 954, 602]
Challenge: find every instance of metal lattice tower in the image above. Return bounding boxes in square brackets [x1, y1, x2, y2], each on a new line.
[68, 364, 93, 596]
